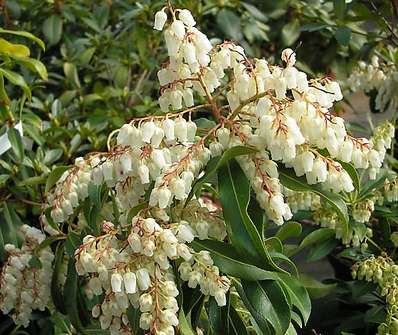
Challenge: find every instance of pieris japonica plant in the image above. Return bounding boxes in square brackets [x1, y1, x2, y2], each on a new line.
[1, 3, 397, 335]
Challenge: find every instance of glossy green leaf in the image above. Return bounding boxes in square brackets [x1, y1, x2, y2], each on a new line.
[187, 146, 256, 203]
[300, 228, 335, 249]
[191, 239, 279, 281]
[179, 309, 196, 335]
[334, 0, 346, 19]
[359, 169, 394, 199]
[0, 68, 31, 99]
[279, 168, 349, 234]
[45, 166, 71, 193]
[282, 19, 300, 46]
[17, 176, 45, 187]
[0, 38, 30, 57]
[300, 23, 328, 32]
[51, 243, 66, 314]
[276, 221, 302, 242]
[126, 306, 143, 334]
[219, 160, 279, 270]
[0, 28, 45, 50]
[217, 9, 243, 40]
[64, 230, 82, 257]
[229, 306, 249, 335]
[277, 274, 311, 325]
[208, 296, 229, 334]
[63, 258, 83, 331]
[14, 57, 48, 80]
[241, 280, 291, 335]
[299, 273, 337, 299]
[7, 127, 24, 162]
[42, 15, 63, 45]
[63, 62, 81, 88]
[306, 238, 339, 262]
[335, 27, 351, 46]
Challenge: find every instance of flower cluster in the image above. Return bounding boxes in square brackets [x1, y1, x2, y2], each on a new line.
[352, 198, 375, 223]
[0, 225, 54, 327]
[384, 177, 398, 203]
[47, 157, 91, 223]
[312, 206, 372, 249]
[284, 189, 321, 214]
[347, 55, 398, 114]
[75, 213, 228, 334]
[352, 254, 398, 335]
[39, 5, 396, 335]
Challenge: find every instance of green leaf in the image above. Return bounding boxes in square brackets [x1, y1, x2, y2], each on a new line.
[51, 243, 66, 314]
[276, 221, 302, 242]
[306, 238, 339, 262]
[45, 166, 70, 193]
[277, 274, 311, 325]
[42, 15, 63, 45]
[194, 117, 216, 129]
[208, 296, 229, 334]
[229, 306, 249, 335]
[300, 23, 328, 32]
[0, 28, 45, 50]
[0, 228, 4, 262]
[126, 306, 143, 334]
[282, 19, 300, 46]
[14, 57, 48, 80]
[64, 230, 82, 257]
[43, 148, 63, 165]
[127, 202, 148, 223]
[63, 62, 81, 88]
[300, 228, 335, 249]
[334, 0, 346, 19]
[0, 38, 30, 57]
[219, 160, 279, 270]
[365, 305, 386, 324]
[279, 168, 349, 234]
[0, 68, 31, 99]
[35, 234, 65, 254]
[63, 258, 83, 331]
[359, 169, 394, 199]
[17, 176, 46, 187]
[241, 2, 267, 22]
[29, 255, 42, 269]
[187, 146, 256, 203]
[217, 9, 243, 40]
[2, 204, 19, 246]
[0, 174, 9, 186]
[191, 239, 279, 281]
[0, 73, 9, 104]
[241, 280, 291, 335]
[334, 27, 351, 46]
[179, 309, 196, 335]
[7, 128, 24, 162]
[299, 273, 336, 299]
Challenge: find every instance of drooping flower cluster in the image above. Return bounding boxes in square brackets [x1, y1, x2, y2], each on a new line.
[347, 54, 398, 114]
[0, 225, 54, 327]
[284, 189, 321, 214]
[384, 177, 398, 203]
[47, 157, 91, 223]
[75, 216, 228, 335]
[352, 199, 375, 224]
[39, 5, 396, 335]
[352, 254, 398, 335]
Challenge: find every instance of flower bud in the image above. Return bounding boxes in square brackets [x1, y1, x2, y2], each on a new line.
[154, 9, 167, 31]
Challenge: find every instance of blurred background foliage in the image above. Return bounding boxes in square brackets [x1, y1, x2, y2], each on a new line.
[0, 0, 397, 334]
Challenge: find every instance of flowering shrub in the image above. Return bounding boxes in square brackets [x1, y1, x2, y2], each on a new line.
[0, 2, 397, 335]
